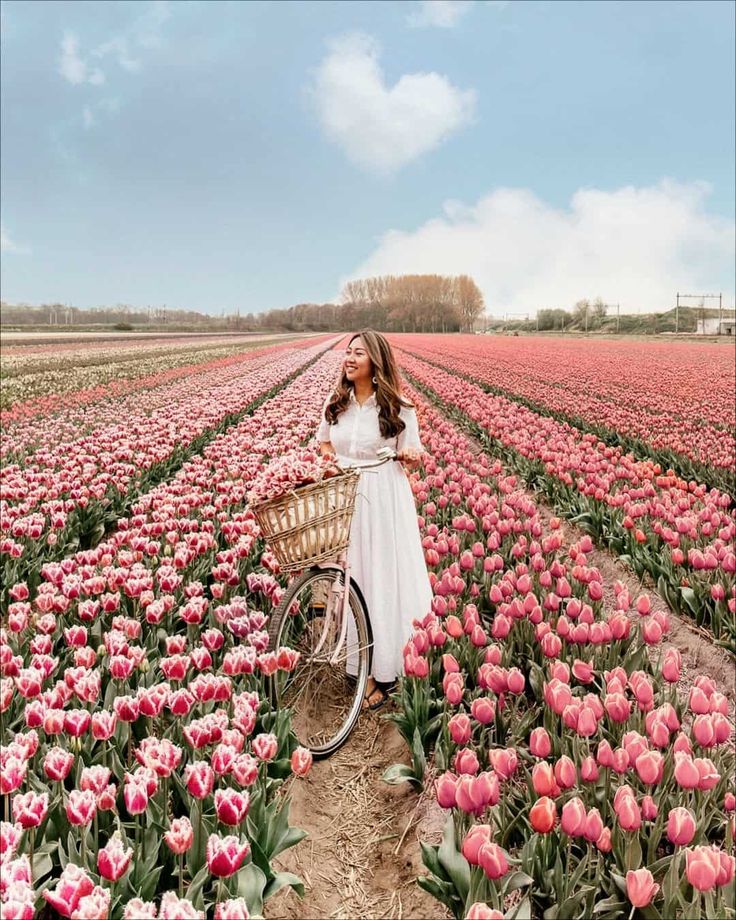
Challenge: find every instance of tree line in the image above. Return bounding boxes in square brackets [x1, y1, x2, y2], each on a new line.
[1, 274, 486, 333]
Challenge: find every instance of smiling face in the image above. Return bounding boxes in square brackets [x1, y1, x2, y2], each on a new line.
[343, 337, 374, 387]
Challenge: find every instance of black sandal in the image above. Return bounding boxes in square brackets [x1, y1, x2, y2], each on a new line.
[365, 681, 396, 711]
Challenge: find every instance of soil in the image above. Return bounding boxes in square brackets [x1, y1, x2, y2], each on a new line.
[266, 712, 449, 920]
[264, 400, 735, 920]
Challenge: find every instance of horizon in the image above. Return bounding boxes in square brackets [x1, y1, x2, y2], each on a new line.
[2, 0, 735, 315]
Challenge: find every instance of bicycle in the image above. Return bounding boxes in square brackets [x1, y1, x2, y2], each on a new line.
[265, 447, 397, 758]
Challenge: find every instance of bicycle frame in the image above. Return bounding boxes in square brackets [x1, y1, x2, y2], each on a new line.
[310, 448, 397, 665]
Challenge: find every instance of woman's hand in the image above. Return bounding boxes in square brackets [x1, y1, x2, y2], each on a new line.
[397, 448, 424, 471]
[319, 441, 336, 460]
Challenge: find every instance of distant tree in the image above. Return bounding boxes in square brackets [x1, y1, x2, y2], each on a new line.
[573, 299, 591, 331]
[537, 308, 572, 331]
[592, 298, 607, 325]
[455, 275, 485, 332]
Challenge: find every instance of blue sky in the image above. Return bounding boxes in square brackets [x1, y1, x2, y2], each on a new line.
[1, 0, 734, 316]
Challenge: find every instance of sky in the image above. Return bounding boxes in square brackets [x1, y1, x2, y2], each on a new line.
[1, 0, 734, 317]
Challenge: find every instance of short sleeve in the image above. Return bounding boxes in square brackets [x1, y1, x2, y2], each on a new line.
[397, 406, 424, 453]
[316, 395, 332, 442]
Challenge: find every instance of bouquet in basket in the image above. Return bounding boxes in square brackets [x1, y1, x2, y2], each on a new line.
[247, 447, 343, 506]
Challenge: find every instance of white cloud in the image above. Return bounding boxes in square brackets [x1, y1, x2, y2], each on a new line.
[92, 37, 142, 73]
[342, 180, 736, 313]
[82, 105, 94, 129]
[407, 1, 474, 28]
[1, 224, 30, 254]
[310, 33, 476, 174]
[59, 31, 105, 85]
[58, 2, 170, 92]
[134, 0, 172, 49]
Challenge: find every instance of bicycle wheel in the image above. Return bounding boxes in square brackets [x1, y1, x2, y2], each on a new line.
[267, 565, 373, 758]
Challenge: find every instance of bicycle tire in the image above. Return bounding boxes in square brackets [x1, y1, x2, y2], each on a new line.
[267, 565, 373, 758]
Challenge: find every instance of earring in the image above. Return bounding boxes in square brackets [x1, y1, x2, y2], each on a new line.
[372, 376, 377, 385]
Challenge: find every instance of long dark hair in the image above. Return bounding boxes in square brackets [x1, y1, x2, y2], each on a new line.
[325, 331, 413, 440]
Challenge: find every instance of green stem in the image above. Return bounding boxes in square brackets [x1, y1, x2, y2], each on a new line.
[179, 850, 184, 899]
[29, 827, 35, 883]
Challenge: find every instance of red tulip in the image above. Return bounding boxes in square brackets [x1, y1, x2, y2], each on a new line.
[252, 733, 278, 762]
[66, 790, 97, 827]
[206, 833, 250, 877]
[185, 762, 215, 799]
[529, 797, 556, 833]
[97, 833, 133, 881]
[215, 788, 250, 826]
[12, 791, 49, 828]
[43, 864, 95, 917]
[44, 747, 75, 782]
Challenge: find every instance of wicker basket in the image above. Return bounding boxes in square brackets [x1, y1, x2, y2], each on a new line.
[251, 469, 361, 573]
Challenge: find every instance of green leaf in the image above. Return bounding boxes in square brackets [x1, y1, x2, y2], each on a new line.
[139, 866, 164, 902]
[263, 870, 305, 901]
[237, 861, 267, 915]
[420, 841, 444, 880]
[437, 814, 470, 904]
[382, 763, 421, 786]
[186, 864, 210, 909]
[504, 871, 533, 894]
[508, 896, 533, 920]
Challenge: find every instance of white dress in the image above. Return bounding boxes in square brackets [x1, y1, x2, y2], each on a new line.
[316, 390, 433, 682]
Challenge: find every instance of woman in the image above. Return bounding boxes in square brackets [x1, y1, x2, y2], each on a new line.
[316, 331, 433, 709]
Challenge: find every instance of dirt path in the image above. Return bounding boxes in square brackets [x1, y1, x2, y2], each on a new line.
[264, 400, 734, 920]
[266, 712, 448, 920]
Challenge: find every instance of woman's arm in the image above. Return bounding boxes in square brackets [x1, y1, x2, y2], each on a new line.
[319, 440, 336, 458]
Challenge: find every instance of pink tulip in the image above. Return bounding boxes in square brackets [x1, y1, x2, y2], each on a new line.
[667, 807, 696, 846]
[478, 841, 509, 880]
[462, 824, 493, 865]
[529, 728, 552, 758]
[470, 697, 495, 725]
[686, 845, 721, 892]
[465, 904, 504, 920]
[553, 756, 576, 790]
[252, 733, 278, 762]
[290, 747, 313, 777]
[532, 762, 559, 798]
[448, 713, 473, 746]
[584, 807, 604, 843]
[635, 750, 663, 785]
[641, 795, 658, 821]
[436, 771, 459, 808]
[626, 868, 659, 907]
[164, 816, 194, 854]
[454, 748, 480, 776]
[560, 797, 587, 836]
[214, 899, 251, 920]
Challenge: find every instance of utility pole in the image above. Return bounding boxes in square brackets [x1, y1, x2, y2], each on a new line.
[675, 293, 679, 334]
[719, 293, 723, 335]
[616, 303, 620, 334]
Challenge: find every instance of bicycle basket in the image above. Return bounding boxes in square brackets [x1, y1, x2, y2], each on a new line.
[251, 468, 360, 573]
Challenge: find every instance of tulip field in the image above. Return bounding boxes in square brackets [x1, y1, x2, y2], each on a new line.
[1, 332, 735, 920]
